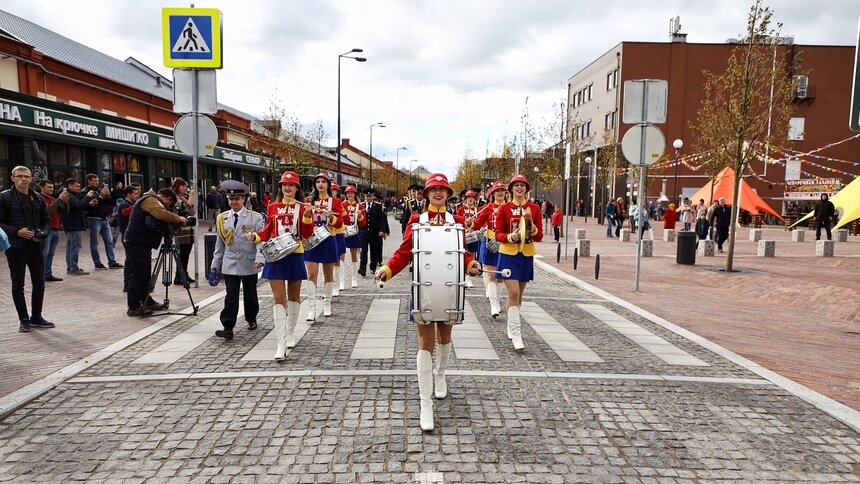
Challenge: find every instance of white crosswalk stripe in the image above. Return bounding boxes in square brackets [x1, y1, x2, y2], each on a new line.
[520, 302, 604, 362]
[577, 303, 709, 366]
[350, 299, 400, 359]
[454, 301, 499, 360]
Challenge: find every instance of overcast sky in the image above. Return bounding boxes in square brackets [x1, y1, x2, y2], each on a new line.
[2, 0, 856, 179]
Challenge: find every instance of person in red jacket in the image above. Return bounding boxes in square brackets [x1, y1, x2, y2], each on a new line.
[375, 173, 479, 432]
[470, 181, 507, 318]
[494, 174, 543, 351]
[457, 189, 480, 289]
[342, 184, 366, 288]
[251, 171, 314, 360]
[551, 206, 562, 242]
[303, 173, 344, 320]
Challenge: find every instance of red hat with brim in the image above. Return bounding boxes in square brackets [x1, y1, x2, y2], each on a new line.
[331, 181, 340, 192]
[313, 172, 331, 184]
[422, 173, 454, 200]
[507, 174, 530, 193]
[345, 185, 357, 194]
[464, 190, 477, 199]
[277, 171, 301, 188]
[486, 181, 507, 197]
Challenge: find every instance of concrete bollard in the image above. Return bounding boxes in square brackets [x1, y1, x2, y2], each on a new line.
[576, 239, 591, 257]
[757, 240, 776, 257]
[749, 228, 762, 242]
[697, 239, 715, 256]
[620, 229, 631, 242]
[639, 239, 653, 257]
[663, 229, 676, 242]
[835, 229, 849, 242]
[791, 230, 805, 242]
[574, 229, 586, 240]
[816, 240, 834, 257]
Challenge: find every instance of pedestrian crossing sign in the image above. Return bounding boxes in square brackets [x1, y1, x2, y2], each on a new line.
[162, 7, 222, 68]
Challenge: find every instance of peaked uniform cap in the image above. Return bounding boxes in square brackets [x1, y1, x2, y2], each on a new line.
[422, 173, 454, 199]
[277, 171, 301, 187]
[508, 174, 531, 193]
[220, 179, 248, 196]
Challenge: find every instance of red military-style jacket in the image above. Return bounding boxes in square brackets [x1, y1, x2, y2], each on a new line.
[343, 199, 367, 229]
[471, 200, 504, 237]
[303, 195, 344, 231]
[379, 206, 478, 281]
[457, 204, 479, 230]
[494, 199, 543, 256]
[253, 200, 315, 253]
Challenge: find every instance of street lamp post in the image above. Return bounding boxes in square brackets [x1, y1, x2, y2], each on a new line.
[395, 146, 407, 197]
[410, 159, 418, 187]
[368, 122, 385, 188]
[672, 138, 683, 204]
[336, 48, 367, 186]
[584, 156, 592, 219]
[533, 165, 540, 200]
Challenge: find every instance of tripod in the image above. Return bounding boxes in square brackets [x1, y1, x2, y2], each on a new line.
[145, 235, 199, 316]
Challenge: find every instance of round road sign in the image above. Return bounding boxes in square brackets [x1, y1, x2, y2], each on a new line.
[174, 114, 218, 157]
[621, 125, 665, 166]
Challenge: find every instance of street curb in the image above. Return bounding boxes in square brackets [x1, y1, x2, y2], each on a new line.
[0, 290, 226, 419]
[535, 258, 860, 434]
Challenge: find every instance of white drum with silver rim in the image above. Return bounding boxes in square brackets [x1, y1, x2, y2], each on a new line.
[411, 212, 466, 325]
[260, 232, 300, 263]
[344, 224, 359, 238]
[465, 227, 486, 245]
[303, 225, 331, 251]
[485, 236, 501, 253]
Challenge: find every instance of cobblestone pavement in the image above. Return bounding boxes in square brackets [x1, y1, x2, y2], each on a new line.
[1, 216, 859, 482]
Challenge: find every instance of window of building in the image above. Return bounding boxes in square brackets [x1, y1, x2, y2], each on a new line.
[587, 83, 593, 101]
[605, 112, 611, 130]
[607, 72, 613, 91]
[606, 69, 618, 91]
[585, 120, 592, 138]
[788, 117, 805, 140]
[793, 75, 809, 98]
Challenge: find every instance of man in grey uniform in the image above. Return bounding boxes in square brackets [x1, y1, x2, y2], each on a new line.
[211, 181, 265, 340]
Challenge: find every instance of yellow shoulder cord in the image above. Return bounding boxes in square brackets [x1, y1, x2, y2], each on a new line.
[217, 212, 234, 245]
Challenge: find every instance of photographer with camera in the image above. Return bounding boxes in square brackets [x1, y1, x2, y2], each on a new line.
[84, 174, 122, 270]
[0, 166, 55, 332]
[123, 188, 188, 316]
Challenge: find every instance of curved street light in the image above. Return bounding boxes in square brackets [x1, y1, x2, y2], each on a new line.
[336, 48, 367, 186]
[672, 138, 683, 203]
[369, 122, 385, 188]
[395, 146, 407, 196]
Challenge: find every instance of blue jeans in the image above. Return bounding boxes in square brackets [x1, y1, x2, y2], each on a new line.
[42, 228, 60, 276]
[606, 217, 614, 236]
[88, 218, 116, 265]
[65, 231, 83, 272]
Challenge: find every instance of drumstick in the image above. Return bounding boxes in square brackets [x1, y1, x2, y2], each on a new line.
[481, 268, 511, 277]
[376, 280, 385, 289]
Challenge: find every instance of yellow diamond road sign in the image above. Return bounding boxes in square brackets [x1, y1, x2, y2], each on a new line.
[162, 7, 222, 69]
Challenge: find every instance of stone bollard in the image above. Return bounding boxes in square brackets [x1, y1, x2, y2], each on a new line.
[697, 239, 715, 256]
[757, 240, 776, 257]
[791, 230, 805, 242]
[619, 229, 631, 242]
[816, 240, 834, 257]
[639, 239, 653, 257]
[835, 229, 849, 242]
[576, 239, 591, 257]
[663, 229, 676, 242]
[749, 228, 762, 242]
[575, 229, 586, 240]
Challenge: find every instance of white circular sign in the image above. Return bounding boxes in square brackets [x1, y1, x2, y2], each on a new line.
[621, 125, 666, 166]
[174, 114, 218, 157]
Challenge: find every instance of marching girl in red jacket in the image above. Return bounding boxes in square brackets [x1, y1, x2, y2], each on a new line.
[250, 171, 314, 360]
[470, 181, 507, 318]
[342, 185, 366, 289]
[303, 173, 344, 321]
[494, 174, 543, 351]
[375, 173, 479, 432]
[330, 181, 349, 296]
[457, 189, 480, 289]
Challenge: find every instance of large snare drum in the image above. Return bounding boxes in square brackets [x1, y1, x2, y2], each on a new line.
[344, 224, 359, 238]
[303, 225, 331, 251]
[485, 236, 501, 253]
[411, 222, 466, 324]
[260, 233, 300, 263]
[465, 227, 486, 245]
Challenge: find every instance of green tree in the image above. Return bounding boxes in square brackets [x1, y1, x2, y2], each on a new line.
[693, 0, 797, 272]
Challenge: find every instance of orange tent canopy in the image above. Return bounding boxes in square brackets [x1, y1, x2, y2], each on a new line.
[688, 167, 784, 221]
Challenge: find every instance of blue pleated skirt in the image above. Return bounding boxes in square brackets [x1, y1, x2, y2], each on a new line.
[345, 234, 362, 249]
[335, 233, 347, 255]
[303, 236, 339, 263]
[479, 238, 499, 267]
[496, 253, 534, 282]
[262, 252, 308, 281]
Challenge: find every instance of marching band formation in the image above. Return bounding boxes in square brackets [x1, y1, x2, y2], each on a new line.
[208, 171, 542, 432]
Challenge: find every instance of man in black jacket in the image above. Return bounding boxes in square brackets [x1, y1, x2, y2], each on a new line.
[712, 197, 732, 253]
[84, 173, 122, 270]
[0, 166, 55, 332]
[813, 193, 836, 241]
[60, 178, 91, 275]
[358, 189, 386, 276]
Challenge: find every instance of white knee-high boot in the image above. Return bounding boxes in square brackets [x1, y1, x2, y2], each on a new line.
[286, 300, 300, 348]
[417, 350, 434, 431]
[333, 264, 341, 296]
[483, 272, 491, 298]
[305, 282, 317, 321]
[465, 276, 474, 288]
[350, 258, 358, 287]
[487, 283, 500, 319]
[323, 281, 333, 316]
[338, 264, 345, 292]
[509, 305, 524, 351]
[273, 304, 287, 361]
[434, 343, 452, 399]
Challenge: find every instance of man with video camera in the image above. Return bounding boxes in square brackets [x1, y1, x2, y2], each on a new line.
[0, 166, 55, 332]
[123, 188, 189, 316]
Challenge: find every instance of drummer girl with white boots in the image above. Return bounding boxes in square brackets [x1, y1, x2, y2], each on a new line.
[471, 181, 508, 318]
[494, 174, 543, 351]
[330, 181, 348, 297]
[457, 189, 480, 289]
[250, 171, 313, 360]
[342, 185, 366, 288]
[304, 173, 344, 321]
[375, 173, 479, 432]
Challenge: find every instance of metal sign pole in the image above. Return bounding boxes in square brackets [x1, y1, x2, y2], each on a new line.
[191, 69, 199, 288]
[634, 82, 649, 292]
[563, 143, 571, 259]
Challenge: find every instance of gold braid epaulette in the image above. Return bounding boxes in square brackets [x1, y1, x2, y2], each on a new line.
[216, 211, 234, 245]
